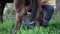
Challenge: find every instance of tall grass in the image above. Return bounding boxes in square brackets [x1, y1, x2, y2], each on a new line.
[0, 19, 60, 34]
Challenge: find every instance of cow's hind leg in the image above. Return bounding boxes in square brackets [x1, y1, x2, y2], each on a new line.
[0, 3, 5, 23]
[13, 0, 30, 34]
[13, 0, 24, 34]
[36, 0, 42, 27]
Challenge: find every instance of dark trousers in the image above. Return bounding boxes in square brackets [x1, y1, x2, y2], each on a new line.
[23, 5, 54, 28]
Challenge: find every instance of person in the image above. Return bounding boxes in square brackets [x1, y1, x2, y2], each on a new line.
[40, 0, 56, 27]
[23, 0, 56, 29]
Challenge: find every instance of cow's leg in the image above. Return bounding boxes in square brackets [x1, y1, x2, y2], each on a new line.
[13, 0, 24, 34]
[30, 0, 38, 21]
[0, 3, 5, 23]
[36, 0, 42, 27]
[13, 0, 31, 34]
[26, 0, 39, 28]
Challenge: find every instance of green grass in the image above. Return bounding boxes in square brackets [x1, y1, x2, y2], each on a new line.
[0, 19, 60, 34]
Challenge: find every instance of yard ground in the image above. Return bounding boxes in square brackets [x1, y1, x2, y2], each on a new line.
[0, 15, 60, 34]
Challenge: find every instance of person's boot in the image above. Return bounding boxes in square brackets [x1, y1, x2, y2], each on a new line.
[42, 19, 49, 28]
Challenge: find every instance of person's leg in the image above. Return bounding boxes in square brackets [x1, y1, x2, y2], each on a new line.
[42, 5, 54, 27]
[23, 0, 38, 29]
[23, 9, 36, 29]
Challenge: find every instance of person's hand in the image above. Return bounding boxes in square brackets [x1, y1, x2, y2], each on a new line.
[41, 0, 47, 6]
[41, 0, 47, 3]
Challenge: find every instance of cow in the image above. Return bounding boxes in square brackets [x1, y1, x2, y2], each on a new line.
[0, 0, 42, 34]
[13, 0, 42, 34]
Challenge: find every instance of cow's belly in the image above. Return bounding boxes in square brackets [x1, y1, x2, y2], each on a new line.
[0, 0, 13, 3]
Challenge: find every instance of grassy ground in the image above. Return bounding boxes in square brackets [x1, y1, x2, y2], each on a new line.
[0, 19, 60, 34]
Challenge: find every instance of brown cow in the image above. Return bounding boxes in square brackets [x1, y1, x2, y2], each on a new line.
[0, 0, 42, 34]
[13, 0, 42, 34]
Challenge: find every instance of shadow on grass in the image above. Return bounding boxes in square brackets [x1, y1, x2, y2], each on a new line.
[49, 20, 60, 30]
